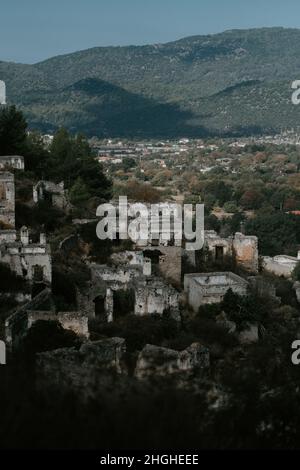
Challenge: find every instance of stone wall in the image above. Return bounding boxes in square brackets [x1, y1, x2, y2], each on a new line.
[0, 230, 17, 243]
[77, 263, 180, 321]
[5, 288, 55, 349]
[142, 246, 182, 286]
[33, 181, 69, 211]
[0, 156, 24, 171]
[5, 289, 90, 350]
[0, 172, 15, 228]
[27, 311, 89, 338]
[232, 233, 258, 273]
[204, 231, 259, 273]
[135, 281, 179, 319]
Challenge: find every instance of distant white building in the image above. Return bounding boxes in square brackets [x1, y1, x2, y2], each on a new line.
[0, 81, 6, 105]
[262, 253, 300, 278]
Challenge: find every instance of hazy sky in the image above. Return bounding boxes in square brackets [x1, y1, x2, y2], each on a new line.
[1, 0, 300, 63]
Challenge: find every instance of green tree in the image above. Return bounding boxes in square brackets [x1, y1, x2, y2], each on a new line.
[73, 133, 92, 159]
[0, 105, 27, 155]
[205, 180, 232, 206]
[246, 212, 298, 256]
[48, 128, 112, 200]
[122, 157, 136, 171]
[50, 128, 73, 161]
[223, 201, 238, 213]
[69, 177, 91, 206]
[23, 131, 49, 173]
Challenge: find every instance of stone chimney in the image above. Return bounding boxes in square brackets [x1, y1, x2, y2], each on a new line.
[143, 257, 152, 276]
[40, 233, 46, 245]
[20, 226, 29, 245]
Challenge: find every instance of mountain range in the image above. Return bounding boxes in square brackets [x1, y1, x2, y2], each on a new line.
[1, 27, 300, 137]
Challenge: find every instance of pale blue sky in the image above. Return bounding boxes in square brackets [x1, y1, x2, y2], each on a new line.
[1, 0, 300, 63]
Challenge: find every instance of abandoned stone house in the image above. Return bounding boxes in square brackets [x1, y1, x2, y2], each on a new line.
[109, 247, 182, 287]
[0, 155, 24, 171]
[5, 288, 89, 350]
[0, 166, 52, 290]
[101, 201, 259, 286]
[33, 180, 69, 211]
[77, 256, 180, 322]
[0, 227, 52, 286]
[184, 272, 249, 311]
[101, 200, 186, 286]
[204, 230, 259, 273]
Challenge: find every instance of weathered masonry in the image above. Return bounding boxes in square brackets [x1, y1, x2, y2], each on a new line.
[0, 161, 52, 290]
[184, 272, 249, 311]
[0, 156, 24, 171]
[0, 227, 52, 286]
[5, 289, 89, 350]
[204, 231, 259, 273]
[262, 252, 300, 278]
[33, 181, 70, 211]
[0, 172, 15, 227]
[77, 260, 180, 322]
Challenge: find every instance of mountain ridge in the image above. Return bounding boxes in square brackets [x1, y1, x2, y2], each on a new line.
[1, 27, 300, 137]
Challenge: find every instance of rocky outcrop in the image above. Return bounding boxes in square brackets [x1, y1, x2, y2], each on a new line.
[36, 338, 127, 401]
[135, 343, 209, 379]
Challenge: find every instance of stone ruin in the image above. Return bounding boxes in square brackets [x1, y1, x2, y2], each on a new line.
[0, 172, 15, 227]
[5, 288, 89, 350]
[184, 272, 249, 311]
[135, 343, 210, 379]
[33, 180, 70, 211]
[104, 200, 184, 286]
[141, 245, 182, 287]
[77, 257, 180, 322]
[0, 156, 24, 171]
[0, 163, 52, 293]
[262, 252, 300, 278]
[204, 230, 259, 273]
[0, 227, 52, 286]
